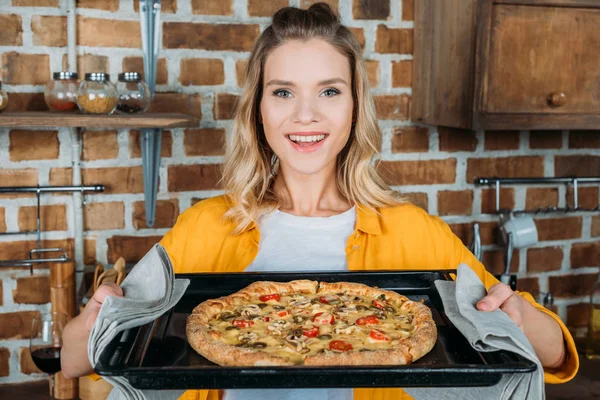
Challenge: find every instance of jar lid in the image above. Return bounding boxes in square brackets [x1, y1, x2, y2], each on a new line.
[85, 72, 110, 82]
[53, 71, 79, 80]
[118, 72, 142, 82]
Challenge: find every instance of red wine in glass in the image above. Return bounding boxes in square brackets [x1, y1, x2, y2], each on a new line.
[31, 346, 62, 374]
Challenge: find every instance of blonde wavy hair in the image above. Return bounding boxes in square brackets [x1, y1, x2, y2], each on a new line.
[222, 3, 404, 233]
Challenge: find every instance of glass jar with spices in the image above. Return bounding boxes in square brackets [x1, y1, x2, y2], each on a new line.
[44, 72, 79, 112]
[116, 72, 151, 114]
[0, 81, 8, 113]
[76, 73, 118, 114]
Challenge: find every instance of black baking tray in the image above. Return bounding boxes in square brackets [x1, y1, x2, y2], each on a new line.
[95, 270, 537, 389]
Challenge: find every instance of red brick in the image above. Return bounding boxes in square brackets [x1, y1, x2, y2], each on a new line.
[449, 221, 499, 246]
[168, 164, 222, 192]
[366, 60, 380, 87]
[129, 130, 173, 158]
[403, 192, 428, 210]
[214, 93, 240, 120]
[133, 199, 179, 230]
[236, 59, 248, 87]
[82, 130, 118, 161]
[49, 167, 71, 186]
[437, 190, 473, 216]
[402, 0, 414, 20]
[0, 169, 38, 200]
[353, 0, 390, 20]
[466, 156, 545, 182]
[529, 130, 562, 149]
[77, 0, 119, 11]
[438, 127, 477, 152]
[19, 347, 41, 374]
[526, 246, 563, 273]
[484, 130, 520, 150]
[567, 186, 599, 210]
[391, 126, 428, 153]
[593, 216, 600, 237]
[180, 58, 225, 86]
[374, 94, 410, 120]
[19, 205, 67, 232]
[164, 22, 259, 51]
[12, 276, 50, 304]
[378, 159, 456, 185]
[391, 60, 412, 88]
[555, 155, 600, 177]
[134, 0, 176, 13]
[350, 28, 366, 49]
[0, 311, 40, 340]
[84, 238, 96, 265]
[6, 92, 47, 112]
[375, 25, 413, 53]
[84, 202, 125, 231]
[481, 188, 515, 214]
[516, 277, 540, 298]
[107, 235, 162, 264]
[482, 249, 519, 276]
[0, 239, 73, 267]
[9, 130, 59, 161]
[184, 128, 226, 156]
[549, 273, 599, 298]
[535, 217, 582, 241]
[566, 303, 590, 328]
[0, 348, 8, 377]
[301, 0, 338, 10]
[12, 0, 58, 5]
[1, 52, 50, 85]
[147, 93, 202, 118]
[78, 17, 140, 48]
[569, 130, 600, 149]
[31, 15, 65, 46]
[83, 167, 144, 194]
[0, 279, 2, 306]
[63, 54, 109, 76]
[0, 14, 23, 46]
[122, 57, 168, 85]
[525, 187, 558, 210]
[248, 0, 287, 16]
[192, 0, 232, 15]
[570, 242, 600, 269]
[0, 208, 5, 233]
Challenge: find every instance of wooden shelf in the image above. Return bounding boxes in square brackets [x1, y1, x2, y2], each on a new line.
[0, 112, 200, 129]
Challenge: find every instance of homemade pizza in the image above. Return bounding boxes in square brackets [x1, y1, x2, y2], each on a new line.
[186, 280, 437, 366]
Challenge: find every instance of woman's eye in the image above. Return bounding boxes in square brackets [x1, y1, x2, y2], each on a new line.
[321, 88, 341, 97]
[273, 89, 292, 98]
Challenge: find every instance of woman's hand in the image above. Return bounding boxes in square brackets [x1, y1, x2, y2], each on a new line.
[83, 283, 124, 331]
[476, 282, 566, 368]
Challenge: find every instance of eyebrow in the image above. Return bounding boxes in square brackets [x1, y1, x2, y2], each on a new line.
[265, 78, 348, 87]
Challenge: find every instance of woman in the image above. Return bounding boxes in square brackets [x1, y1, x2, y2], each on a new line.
[62, 4, 578, 400]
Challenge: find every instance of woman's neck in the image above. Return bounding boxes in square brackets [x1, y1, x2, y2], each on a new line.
[273, 164, 352, 217]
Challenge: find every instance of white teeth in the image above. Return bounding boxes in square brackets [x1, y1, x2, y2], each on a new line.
[288, 134, 326, 143]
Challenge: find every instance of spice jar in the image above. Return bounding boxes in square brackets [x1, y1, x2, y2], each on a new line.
[76, 73, 118, 114]
[116, 72, 151, 114]
[0, 81, 8, 113]
[44, 72, 79, 112]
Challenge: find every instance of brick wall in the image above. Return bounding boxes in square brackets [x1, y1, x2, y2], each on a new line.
[0, 0, 598, 384]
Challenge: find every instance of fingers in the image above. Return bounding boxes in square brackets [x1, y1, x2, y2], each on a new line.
[476, 282, 513, 312]
[92, 282, 124, 303]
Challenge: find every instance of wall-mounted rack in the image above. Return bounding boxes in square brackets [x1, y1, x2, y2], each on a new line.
[474, 177, 600, 214]
[0, 184, 104, 273]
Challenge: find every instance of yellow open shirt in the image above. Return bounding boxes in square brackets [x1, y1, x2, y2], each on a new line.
[160, 195, 579, 400]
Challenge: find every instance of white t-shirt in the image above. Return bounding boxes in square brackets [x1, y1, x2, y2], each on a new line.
[223, 207, 356, 400]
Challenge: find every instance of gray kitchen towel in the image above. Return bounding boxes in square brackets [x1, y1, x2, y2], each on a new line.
[88, 243, 189, 400]
[405, 263, 543, 400]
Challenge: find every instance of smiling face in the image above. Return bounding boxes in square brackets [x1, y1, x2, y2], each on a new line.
[259, 38, 354, 177]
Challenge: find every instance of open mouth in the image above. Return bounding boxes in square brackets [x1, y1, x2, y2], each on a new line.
[286, 134, 328, 146]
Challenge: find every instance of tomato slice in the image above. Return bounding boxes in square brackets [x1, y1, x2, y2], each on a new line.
[312, 312, 335, 325]
[372, 299, 386, 310]
[232, 319, 254, 328]
[369, 329, 390, 341]
[319, 296, 330, 304]
[329, 340, 353, 352]
[275, 310, 291, 318]
[302, 326, 320, 338]
[259, 293, 281, 302]
[356, 315, 379, 325]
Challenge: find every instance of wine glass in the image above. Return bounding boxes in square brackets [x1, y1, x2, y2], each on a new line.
[30, 312, 69, 399]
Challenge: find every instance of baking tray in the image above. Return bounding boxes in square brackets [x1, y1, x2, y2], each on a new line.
[95, 270, 537, 389]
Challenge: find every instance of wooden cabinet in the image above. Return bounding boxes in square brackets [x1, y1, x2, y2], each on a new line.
[412, 0, 600, 130]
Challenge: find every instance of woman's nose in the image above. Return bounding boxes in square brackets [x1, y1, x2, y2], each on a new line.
[292, 98, 320, 124]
